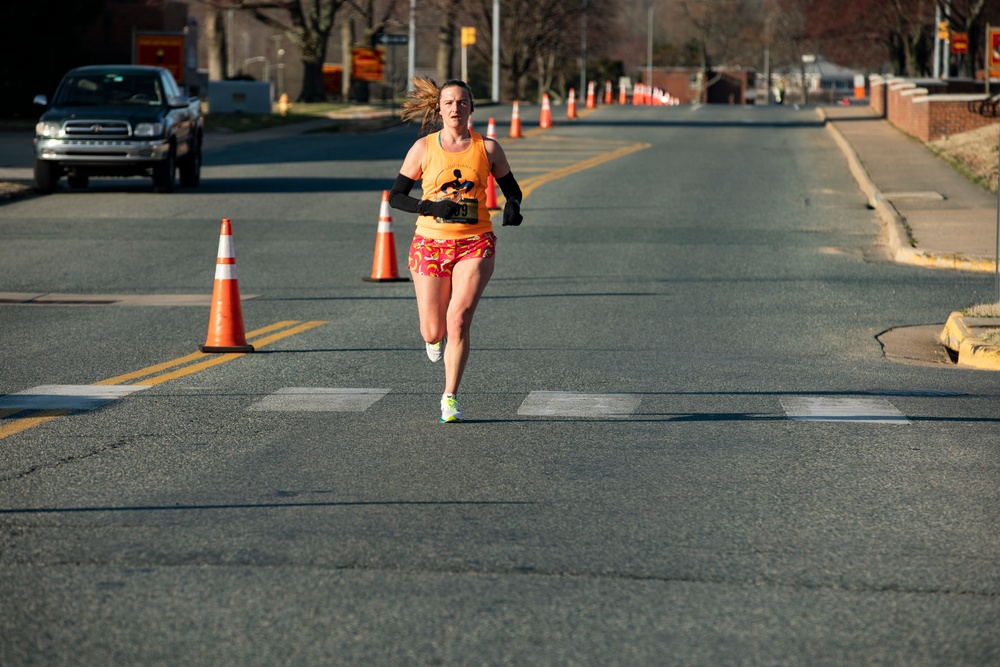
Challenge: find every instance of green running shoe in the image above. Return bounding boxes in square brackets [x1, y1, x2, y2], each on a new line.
[440, 395, 463, 423]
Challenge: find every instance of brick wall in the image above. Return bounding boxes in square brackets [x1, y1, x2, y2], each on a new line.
[870, 75, 997, 141]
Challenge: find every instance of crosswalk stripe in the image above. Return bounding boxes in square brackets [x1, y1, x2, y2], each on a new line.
[249, 388, 390, 412]
[517, 391, 641, 418]
[0, 384, 150, 411]
[780, 396, 910, 424]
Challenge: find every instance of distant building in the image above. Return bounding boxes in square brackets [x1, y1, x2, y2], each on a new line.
[638, 67, 757, 105]
[773, 55, 862, 103]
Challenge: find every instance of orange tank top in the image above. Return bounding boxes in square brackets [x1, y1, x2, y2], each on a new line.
[417, 130, 494, 240]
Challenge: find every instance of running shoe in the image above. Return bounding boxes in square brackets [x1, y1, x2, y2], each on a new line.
[426, 337, 445, 362]
[440, 395, 463, 423]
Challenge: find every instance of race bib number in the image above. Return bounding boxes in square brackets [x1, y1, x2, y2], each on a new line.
[436, 197, 479, 223]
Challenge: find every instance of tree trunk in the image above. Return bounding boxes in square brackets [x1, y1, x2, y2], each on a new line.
[205, 9, 227, 81]
[342, 20, 352, 100]
[437, 6, 457, 82]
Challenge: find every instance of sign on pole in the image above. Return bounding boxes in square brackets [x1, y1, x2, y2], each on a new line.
[461, 27, 476, 47]
[352, 48, 384, 82]
[134, 32, 185, 83]
[378, 33, 408, 46]
[989, 27, 1000, 77]
[950, 32, 969, 54]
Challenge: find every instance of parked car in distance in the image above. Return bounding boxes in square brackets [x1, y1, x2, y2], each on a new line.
[33, 65, 203, 193]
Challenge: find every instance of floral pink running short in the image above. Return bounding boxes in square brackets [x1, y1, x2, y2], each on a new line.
[408, 232, 497, 277]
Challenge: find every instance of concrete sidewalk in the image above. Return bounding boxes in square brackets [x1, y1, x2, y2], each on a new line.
[821, 104, 1000, 369]
[820, 104, 998, 272]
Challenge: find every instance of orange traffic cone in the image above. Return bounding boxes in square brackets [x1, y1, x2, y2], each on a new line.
[364, 190, 409, 283]
[586, 81, 596, 109]
[485, 118, 499, 210]
[604, 80, 612, 105]
[567, 88, 577, 119]
[200, 218, 254, 353]
[632, 84, 641, 105]
[619, 85, 626, 105]
[539, 93, 552, 129]
[509, 100, 522, 138]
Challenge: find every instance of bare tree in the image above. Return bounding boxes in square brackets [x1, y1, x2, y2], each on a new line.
[177, 0, 351, 100]
[937, 0, 988, 77]
[678, 0, 755, 102]
[465, 0, 618, 102]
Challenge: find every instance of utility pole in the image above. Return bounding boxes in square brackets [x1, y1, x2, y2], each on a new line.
[646, 5, 653, 91]
[492, 0, 500, 103]
[580, 0, 588, 98]
[407, 0, 416, 91]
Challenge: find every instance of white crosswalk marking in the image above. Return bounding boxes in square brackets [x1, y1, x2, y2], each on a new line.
[780, 396, 910, 424]
[250, 388, 390, 412]
[517, 391, 641, 418]
[0, 385, 150, 411]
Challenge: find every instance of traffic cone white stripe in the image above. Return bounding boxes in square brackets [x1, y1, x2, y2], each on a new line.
[216, 235, 235, 259]
[214, 264, 238, 280]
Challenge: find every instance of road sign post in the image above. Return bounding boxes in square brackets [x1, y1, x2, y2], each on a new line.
[461, 27, 476, 84]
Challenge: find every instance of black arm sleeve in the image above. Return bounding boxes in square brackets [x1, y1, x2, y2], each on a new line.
[496, 171, 522, 204]
[388, 173, 421, 214]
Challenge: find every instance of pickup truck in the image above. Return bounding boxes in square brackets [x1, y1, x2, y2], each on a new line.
[33, 65, 202, 193]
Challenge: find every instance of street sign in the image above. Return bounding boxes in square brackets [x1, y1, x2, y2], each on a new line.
[990, 28, 1000, 70]
[951, 33, 969, 54]
[378, 33, 408, 46]
[461, 27, 476, 47]
[134, 32, 185, 83]
[352, 48, 384, 82]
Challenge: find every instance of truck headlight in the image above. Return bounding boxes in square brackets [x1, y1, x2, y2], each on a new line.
[35, 121, 62, 138]
[133, 122, 164, 138]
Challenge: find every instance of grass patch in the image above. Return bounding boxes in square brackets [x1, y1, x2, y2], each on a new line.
[203, 102, 358, 133]
[983, 329, 1000, 344]
[961, 303, 1000, 317]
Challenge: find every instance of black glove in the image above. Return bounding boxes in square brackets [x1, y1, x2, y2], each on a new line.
[417, 199, 462, 220]
[502, 199, 523, 227]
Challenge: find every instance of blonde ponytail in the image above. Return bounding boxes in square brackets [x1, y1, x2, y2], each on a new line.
[401, 77, 442, 135]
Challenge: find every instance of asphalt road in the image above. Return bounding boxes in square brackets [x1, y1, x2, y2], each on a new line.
[1, 104, 998, 666]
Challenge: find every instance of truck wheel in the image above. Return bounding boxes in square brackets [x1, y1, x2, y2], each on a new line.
[152, 146, 176, 193]
[67, 174, 89, 189]
[34, 160, 60, 193]
[179, 141, 201, 187]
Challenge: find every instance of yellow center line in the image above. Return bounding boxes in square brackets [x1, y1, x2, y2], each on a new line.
[0, 411, 70, 440]
[1, 320, 328, 440]
[490, 140, 650, 221]
[94, 320, 302, 386]
[519, 142, 651, 198]
[138, 321, 328, 387]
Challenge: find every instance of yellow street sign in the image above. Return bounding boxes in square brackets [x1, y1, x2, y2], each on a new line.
[461, 26, 476, 47]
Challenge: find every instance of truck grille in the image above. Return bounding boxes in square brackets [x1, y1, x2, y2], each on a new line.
[63, 120, 131, 138]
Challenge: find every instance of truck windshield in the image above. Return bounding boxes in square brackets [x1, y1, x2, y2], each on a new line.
[54, 73, 164, 107]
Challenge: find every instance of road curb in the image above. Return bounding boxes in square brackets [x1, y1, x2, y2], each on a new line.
[817, 107, 996, 273]
[939, 311, 1000, 370]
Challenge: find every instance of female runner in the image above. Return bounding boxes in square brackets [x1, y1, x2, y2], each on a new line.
[388, 78, 524, 422]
